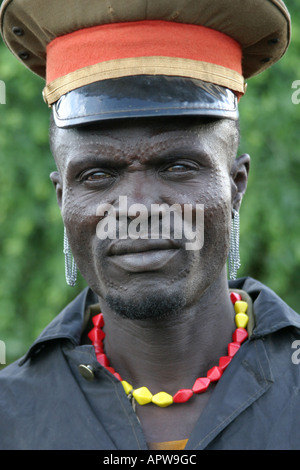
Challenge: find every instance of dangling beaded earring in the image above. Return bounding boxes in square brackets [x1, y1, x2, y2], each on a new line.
[228, 209, 241, 280]
[63, 226, 77, 286]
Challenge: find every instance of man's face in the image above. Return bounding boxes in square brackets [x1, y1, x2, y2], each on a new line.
[51, 117, 240, 320]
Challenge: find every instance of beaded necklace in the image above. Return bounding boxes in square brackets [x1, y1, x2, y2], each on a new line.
[88, 292, 249, 407]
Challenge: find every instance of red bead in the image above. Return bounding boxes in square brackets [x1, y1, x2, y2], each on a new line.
[207, 366, 222, 382]
[106, 366, 116, 374]
[94, 342, 104, 354]
[192, 377, 211, 394]
[228, 342, 240, 357]
[232, 328, 248, 344]
[113, 372, 122, 381]
[88, 327, 105, 343]
[95, 328, 105, 341]
[96, 353, 110, 367]
[230, 292, 242, 304]
[173, 389, 194, 403]
[92, 313, 104, 328]
[87, 328, 96, 342]
[219, 356, 232, 370]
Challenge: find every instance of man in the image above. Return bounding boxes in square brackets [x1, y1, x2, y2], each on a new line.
[0, 0, 300, 450]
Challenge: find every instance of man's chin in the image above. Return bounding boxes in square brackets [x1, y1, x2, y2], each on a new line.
[105, 290, 186, 321]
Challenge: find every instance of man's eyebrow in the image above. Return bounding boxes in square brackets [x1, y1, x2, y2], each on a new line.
[65, 153, 127, 174]
[145, 147, 208, 165]
[66, 140, 212, 170]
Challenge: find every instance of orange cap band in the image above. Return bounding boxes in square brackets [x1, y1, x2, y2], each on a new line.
[44, 20, 245, 105]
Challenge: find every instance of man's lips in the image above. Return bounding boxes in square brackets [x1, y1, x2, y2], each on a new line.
[107, 238, 181, 256]
[107, 239, 181, 272]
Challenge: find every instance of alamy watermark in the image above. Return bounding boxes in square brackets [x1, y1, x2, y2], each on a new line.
[96, 196, 204, 250]
[0, 340, 6, 365]
[291, 340, 300, 365]
[291, 80, 300, 104]
[0, 80, 6, 104]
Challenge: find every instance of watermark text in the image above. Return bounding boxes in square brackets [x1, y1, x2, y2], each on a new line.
[291, 80, 300, 104]
[0, 80, 6, 104]
[291, 340, 300, 364]
[0, 340, 6, 364]
[96, 196, 204, 250]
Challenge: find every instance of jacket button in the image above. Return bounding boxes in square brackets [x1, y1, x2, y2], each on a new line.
[78, 364, 95, 381]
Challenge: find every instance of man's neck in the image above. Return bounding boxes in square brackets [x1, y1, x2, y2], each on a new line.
[98, 271, 235, 394]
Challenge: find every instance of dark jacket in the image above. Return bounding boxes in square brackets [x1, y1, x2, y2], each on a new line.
[0, 277, 300, 450]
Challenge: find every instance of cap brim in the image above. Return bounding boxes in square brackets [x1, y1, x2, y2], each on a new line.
[52, 75, 238, 128]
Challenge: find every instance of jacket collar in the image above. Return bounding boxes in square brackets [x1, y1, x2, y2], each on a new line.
[229, 277, 300, 338]
[19, 287, 98, 365]
[19, 277, 300, 365]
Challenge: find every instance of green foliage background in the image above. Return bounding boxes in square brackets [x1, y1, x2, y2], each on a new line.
[0, 2, 299, 366]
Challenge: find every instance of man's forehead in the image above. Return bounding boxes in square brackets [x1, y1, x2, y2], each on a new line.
[55, 115, 233, 137]
[52, 116, 236, 151]
[51, 116, 238, 171]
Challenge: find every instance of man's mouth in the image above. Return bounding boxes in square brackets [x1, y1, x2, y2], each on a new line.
[107, 239, 181, 272]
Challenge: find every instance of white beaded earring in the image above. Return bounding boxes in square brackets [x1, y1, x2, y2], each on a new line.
[228, 209, 241, 280]
[63, 227, 77, 286]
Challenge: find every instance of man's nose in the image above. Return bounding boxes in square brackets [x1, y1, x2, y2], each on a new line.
[114, 172, 161, 220]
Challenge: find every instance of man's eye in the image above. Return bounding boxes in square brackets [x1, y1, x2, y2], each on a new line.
[87, 171, 110, 180]
[79, 170, 112, 181]
[165, 163, 194, 172]
[167, 164, 185, 171]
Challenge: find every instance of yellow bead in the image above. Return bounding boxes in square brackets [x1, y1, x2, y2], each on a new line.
[152, 392, 174, 408]
[234, 300, 248, 314]
[121, 380, 133, 395]
[132, 387, 153, 405]
[235, 313, 249, 328]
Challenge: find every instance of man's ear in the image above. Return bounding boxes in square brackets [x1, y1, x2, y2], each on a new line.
[50, 171, 63, 209]
[230, 153, 250, 211]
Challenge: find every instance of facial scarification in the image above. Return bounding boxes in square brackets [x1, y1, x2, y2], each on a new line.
[51, 117, 240, 320]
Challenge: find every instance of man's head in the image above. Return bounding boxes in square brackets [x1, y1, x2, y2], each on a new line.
[0, 0, 289, 318]
[50, 115, 249, 320]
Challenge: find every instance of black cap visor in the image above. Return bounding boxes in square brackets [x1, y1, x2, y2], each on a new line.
[52, 75, 239, 128]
